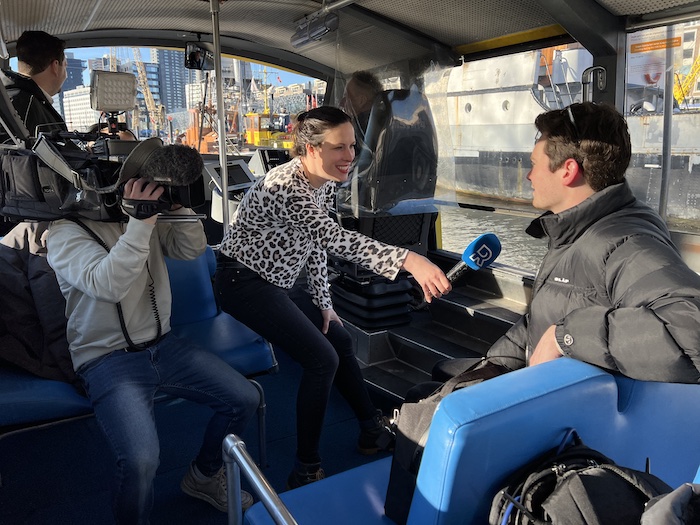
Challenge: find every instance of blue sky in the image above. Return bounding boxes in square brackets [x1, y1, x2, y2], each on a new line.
[66, 47, 314, 87]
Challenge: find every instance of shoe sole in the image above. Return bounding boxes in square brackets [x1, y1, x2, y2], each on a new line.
[180, 478, 253, 512]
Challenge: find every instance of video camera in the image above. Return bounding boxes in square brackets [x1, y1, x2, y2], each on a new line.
[116, 137, 205, 220]
[0, 70, 204, 223]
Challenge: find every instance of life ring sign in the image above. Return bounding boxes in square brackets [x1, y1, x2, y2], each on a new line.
[644, 72, 662, 84]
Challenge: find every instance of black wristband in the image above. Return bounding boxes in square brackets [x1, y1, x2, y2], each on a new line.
[121, 198, 169, 220]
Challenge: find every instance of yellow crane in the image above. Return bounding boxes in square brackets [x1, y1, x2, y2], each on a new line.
[131, 47, 164, 133]
[109, 47, 117, 72]
[674, 54, 700, 106]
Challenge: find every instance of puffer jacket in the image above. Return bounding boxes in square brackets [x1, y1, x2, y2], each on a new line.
[488, 181, 700, 383]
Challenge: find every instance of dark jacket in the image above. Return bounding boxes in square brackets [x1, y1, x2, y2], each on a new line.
[0, 242, 76, 385]
[488, 181, 700, 383]
[1, 69, 66, 137]
[641, 483, 700, 524]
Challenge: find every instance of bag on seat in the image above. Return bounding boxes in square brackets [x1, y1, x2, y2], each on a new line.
[384, 358, 509, 524]
[488, 429, 672, 525]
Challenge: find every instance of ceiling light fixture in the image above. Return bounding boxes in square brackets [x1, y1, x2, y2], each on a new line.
[291, 12, 340, 48]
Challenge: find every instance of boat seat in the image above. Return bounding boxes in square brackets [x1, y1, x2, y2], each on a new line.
[244, 358, 700, 524]
[1, 245, 277, 467]
[166, 246, 278, 377]
[330, 86, 439, 329]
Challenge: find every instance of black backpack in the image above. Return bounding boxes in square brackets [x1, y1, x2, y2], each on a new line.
[489, 429, 672, 525]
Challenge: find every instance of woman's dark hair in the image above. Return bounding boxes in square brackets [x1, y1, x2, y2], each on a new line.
[535, 102, 631, 191]
[291, 106, 352, 157]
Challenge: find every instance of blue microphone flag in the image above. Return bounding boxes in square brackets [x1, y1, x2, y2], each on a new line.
[462, 232, 501, 270]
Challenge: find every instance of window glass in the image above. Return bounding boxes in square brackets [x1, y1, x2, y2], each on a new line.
[625, 21, 700, 233]
[428, 44, 592, 272]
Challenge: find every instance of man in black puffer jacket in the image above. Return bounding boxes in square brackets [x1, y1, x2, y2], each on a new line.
[437, 102, 700, 384]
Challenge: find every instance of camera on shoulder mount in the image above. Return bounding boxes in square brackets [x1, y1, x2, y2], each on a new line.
[116, 137, 205, 220]
[0, 69, 204, 223]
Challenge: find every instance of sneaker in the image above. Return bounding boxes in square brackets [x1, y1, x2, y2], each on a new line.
[286, 461, 325, 490]
[357, 410, 396, 455]
[180, 462, 254, 512]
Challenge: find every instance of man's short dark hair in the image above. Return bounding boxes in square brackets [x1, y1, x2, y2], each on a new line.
[141, 144, 204, 186]
[535, 102, 632, 191]
[16, 31, 66, 76]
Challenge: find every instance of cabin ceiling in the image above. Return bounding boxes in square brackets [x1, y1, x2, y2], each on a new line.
[1, 0, 700, 79]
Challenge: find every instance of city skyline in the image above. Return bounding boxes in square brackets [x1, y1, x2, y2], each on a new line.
[67, 47, 315, 88]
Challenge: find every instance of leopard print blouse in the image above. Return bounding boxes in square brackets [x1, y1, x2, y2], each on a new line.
[219, 157, 408, 310]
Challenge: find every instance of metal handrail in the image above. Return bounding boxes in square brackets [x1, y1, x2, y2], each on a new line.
[223, 434, 298, 525]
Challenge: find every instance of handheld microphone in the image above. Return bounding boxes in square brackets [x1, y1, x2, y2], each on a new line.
[415, 233, 501, 310]
[446, 232, 502, 283]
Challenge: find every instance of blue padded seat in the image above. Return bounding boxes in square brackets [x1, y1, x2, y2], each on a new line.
[0, 367, 90, 427]
[244, 359, 700, 525]
[166, 246, 276, 467]
[171, 315, 276, 377]
[165, 246, 277, 376]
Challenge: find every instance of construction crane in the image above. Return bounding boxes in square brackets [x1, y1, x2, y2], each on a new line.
[131, 47, 164, 134]
[109, 47, 117, 72]
[674, 54, 700, 106]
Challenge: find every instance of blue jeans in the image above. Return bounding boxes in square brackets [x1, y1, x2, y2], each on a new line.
[77, 332, 259, 525]
[215, 264, 377, 464]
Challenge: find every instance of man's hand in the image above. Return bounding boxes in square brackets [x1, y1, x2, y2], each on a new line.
[122, 177, 165, 224]
[528, 324, 563, 366]
[401, 251, 451, 303]
[321, 308, 343, 334]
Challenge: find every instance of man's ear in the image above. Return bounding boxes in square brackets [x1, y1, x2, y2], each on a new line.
[50, 59, 61, 77]
[560, 158, 583, 187]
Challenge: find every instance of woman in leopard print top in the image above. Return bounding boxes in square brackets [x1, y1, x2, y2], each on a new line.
[215, 106, 450, 488]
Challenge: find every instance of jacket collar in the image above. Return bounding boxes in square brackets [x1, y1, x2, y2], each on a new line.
[1, 69, 48, 101]
[526, 181, 637, 246]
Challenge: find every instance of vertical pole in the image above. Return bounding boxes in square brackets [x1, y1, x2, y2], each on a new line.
[236, 59, 246, 148]
[659, 26, 675, 220]
[210, 0, 230, 231]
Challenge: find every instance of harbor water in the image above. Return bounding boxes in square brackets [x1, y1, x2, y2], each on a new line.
[437, 204, 548, 274]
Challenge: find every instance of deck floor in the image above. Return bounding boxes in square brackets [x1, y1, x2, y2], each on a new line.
[0, 350, 393, 524]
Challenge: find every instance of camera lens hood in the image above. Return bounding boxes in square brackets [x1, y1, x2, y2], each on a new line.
[104, 137, 163, 191]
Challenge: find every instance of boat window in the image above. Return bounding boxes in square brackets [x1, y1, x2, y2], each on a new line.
[37, 46, 320, 148]
[336, 44, 593, 273]
[625, 20, 700, 236]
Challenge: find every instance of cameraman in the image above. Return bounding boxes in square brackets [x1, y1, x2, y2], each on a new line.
[46, 143, 259, 523]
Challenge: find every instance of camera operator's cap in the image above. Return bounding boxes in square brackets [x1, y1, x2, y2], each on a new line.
[109, 137, 163, 189]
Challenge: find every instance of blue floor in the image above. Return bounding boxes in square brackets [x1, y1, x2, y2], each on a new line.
[0, 350, 393, 524]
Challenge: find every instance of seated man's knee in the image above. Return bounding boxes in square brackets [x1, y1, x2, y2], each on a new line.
[240, 380, 261, 419]
[119, 447, 160, 482]
[404, 381, 441, 403]
[432, 357, 478, 382]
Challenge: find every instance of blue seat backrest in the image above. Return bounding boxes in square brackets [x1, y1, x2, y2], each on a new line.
[165, 246, 218, 326]
[245, 359, 700, 525]
[164, 246, 277, 377]
[604, 374, 700, 487]
[408, 359, 617, 524]
[409, 360, 700, 524]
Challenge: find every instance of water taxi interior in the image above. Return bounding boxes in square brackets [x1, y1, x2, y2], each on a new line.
[2, 0, 700, 523]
